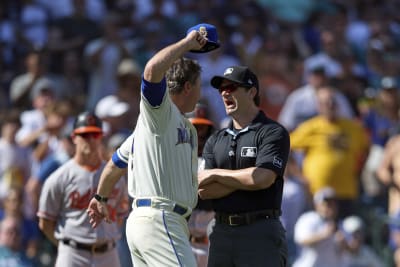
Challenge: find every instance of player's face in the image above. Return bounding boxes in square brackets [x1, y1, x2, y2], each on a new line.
[186, 77, 201, 113]
[73, 132, 103, 155]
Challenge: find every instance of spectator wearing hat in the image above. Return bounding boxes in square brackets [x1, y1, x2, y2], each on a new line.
[293, 187, 345, 267]
[340, 215, 383, 267]
[95, 95, 130, 137]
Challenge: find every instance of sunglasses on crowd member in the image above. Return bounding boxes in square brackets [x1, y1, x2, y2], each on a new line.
[76, 132, 102, 139]
[218, 83, 250, 94]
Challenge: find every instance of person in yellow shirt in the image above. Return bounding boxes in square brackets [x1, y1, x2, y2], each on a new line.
[290, 86, 370, 218]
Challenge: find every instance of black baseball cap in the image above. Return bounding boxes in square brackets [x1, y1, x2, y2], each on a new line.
[210, 66, 259, 91]
[73, 111, 103, 135]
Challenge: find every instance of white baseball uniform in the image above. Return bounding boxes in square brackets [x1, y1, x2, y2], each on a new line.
[112, 78, 198, 266]
[37, 159, 129, 267]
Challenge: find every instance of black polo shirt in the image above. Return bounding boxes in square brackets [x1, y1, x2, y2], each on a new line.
[202, 111, 290, 213]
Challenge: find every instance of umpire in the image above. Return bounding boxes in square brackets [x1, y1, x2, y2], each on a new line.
[198, 66, 290, 267]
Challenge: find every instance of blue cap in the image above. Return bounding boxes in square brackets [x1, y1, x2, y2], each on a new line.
[186, 23, 220, 53]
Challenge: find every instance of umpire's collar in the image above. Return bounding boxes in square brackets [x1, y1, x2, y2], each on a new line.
[225, 111, 267, 136]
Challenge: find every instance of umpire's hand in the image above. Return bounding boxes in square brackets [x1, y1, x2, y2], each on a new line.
[87, 198, 111, 228]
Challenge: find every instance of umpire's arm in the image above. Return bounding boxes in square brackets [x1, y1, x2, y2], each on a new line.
[198, 167, 277, 199]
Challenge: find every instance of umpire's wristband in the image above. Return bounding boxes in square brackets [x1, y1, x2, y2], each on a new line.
[94, 194, 108, 203]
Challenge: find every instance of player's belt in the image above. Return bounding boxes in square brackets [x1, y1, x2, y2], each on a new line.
[62, 239, 115, 254]
[215, 209, 281, 226]
[135, 198, 191, 220]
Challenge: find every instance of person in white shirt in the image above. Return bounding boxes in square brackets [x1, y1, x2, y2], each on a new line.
[293, 187, 345, 267]
[278, 66, 354, 132]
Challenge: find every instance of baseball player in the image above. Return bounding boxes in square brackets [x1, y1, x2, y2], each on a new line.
[87, 24, 219, 266]
[37, 111, 129, 267]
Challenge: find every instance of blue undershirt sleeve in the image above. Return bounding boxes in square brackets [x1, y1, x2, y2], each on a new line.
[112, 151, 128, 168]
[141, 77, 167, 107]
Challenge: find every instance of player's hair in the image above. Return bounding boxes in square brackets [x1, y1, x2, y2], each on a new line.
[166, 57, 201, 95]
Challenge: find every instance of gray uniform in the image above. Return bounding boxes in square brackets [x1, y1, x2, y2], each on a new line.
[37, 159, 129, 267]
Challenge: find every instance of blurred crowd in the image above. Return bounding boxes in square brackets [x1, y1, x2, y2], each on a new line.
[0, 0, 400, 266]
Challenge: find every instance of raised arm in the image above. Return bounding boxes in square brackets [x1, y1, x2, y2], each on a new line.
[143, 30, 207, 83]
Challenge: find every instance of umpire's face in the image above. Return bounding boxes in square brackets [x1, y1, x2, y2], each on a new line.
[219, 80, 257, 116]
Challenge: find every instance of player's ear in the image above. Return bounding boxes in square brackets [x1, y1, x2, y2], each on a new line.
[182, 80, 192, 96]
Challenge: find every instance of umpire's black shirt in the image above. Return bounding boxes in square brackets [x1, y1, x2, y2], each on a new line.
[202, 111, 290, 213]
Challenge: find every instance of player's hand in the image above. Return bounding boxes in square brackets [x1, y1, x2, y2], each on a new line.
[186, 30, 208, 52]
[87, 198, 111, 228]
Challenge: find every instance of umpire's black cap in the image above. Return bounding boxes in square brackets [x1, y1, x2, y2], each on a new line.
[73, 111, 103, 135]
[210, 66, 259, 91]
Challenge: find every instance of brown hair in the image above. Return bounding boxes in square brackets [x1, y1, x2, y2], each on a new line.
[166, 57, 201, 95]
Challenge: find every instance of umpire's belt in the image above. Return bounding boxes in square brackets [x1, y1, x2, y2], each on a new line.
[215, 209, 281, 226]
[134, 198, 192, 219]
[62, 239, 115, 254]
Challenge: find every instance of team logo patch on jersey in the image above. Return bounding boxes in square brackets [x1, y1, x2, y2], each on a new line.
[176, 125, 194, 147]
[241, 147, 257, 157]
[273, 156, 283, 168]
